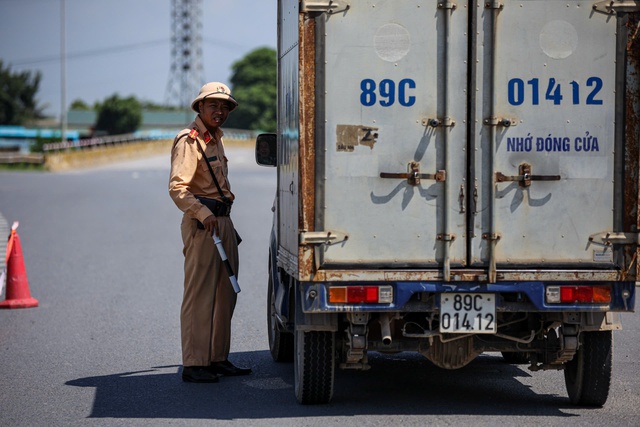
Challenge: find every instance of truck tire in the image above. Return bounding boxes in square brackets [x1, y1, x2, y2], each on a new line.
[267, 260, 293, 362]
[294, 329, 335, 404]
[564, 331, 613, 407]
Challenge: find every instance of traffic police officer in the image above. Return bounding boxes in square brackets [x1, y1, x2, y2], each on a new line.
[169, 82, 252, 382]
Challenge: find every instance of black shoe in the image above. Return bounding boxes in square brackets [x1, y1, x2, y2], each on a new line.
[182, 366, 220, 383]
[209, 360, 252, 376]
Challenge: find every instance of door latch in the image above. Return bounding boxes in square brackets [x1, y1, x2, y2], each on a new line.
[380, 161, 446, 186]
[495, 163, 560, 187]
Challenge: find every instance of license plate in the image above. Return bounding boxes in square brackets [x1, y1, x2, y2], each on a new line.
[439, 293, 496, 334]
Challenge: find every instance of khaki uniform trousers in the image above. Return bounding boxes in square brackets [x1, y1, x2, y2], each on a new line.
[180, 214, 239, 366]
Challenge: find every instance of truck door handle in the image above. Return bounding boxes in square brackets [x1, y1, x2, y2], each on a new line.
[380, 161, 446, 186]
[495, 163, 560, 188]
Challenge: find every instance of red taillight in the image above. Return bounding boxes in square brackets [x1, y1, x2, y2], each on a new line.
[331, 286, 378, 303]
[550, 285, 611, 304]
[328, 286, 393, 304]
[347, 286, 379, 303]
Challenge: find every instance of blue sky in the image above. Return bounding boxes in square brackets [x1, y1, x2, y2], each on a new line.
[0, 0, 277, 119]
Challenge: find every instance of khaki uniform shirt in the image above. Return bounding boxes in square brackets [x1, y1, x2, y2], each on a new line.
[169, 116, 235, 223]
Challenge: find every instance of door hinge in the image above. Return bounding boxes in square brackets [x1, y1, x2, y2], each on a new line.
[593, 0, 640, 15]
[437, 233, 457, 242]
[482, 233, 501, 241]
[438, 1, 458, 10]
[301, 0, 351, 14]
[484, 116, 518, 127]
[300, 230, 349, 246]
[484, 1, 504, 9]
[423, 117, 456, 128]
[589, 231, 639, 246]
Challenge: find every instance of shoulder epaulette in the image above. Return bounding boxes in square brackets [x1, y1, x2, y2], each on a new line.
[188, 128, 199, 139]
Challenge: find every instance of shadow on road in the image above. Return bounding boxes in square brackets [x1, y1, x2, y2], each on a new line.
[66, 350, 578, 420]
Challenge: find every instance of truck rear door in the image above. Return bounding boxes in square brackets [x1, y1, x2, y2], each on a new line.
[317, 0, 468, 270]
[473, 1, 619, 276]
[313, 0, 622, 278]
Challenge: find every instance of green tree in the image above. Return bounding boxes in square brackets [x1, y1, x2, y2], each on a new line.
[225, 46, 276, 132]
[0, 60, 44, 125]
[140, 100, 182, 111]
[95, 94, 142, 135]
[70, 99, 92, 110]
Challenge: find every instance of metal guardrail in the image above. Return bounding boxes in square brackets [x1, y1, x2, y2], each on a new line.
[42, 134, 150, 152]
[42, 129, 258, 153]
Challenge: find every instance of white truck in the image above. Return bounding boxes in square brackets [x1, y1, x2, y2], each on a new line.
[255, 0, 638, 405]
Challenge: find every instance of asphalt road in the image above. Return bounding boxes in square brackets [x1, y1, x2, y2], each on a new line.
[0, 148, 638, 426]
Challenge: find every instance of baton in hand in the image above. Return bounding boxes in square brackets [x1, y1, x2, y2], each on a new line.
[212, 231, 241, 294]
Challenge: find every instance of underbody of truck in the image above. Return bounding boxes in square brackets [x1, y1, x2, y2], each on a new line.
[267, 241, 635, 405]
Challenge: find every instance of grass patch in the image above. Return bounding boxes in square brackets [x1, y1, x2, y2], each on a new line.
[0, 163, 46, 172]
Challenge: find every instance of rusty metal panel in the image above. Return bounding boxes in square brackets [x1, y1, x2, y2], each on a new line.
[312, 268, 619, 283]
[297, 11, 317, 280]
[277, 0, 301, 279]
[624, 13, 640, 281]
[472, 1, 620, 269]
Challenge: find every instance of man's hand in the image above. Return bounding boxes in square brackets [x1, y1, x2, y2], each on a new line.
[202, 214, 219, 236]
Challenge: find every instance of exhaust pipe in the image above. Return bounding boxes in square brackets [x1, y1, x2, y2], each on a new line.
[380, 313, 392, 345]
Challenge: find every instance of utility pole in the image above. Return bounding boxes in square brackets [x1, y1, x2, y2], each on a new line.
[165, 0, 204, 121]
[60, 0, 67, 144]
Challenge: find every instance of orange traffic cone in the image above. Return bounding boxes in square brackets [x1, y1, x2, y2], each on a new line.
[0, 222, 38, 309]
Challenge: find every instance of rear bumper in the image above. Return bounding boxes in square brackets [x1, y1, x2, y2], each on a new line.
[299, 280, 636, 313]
